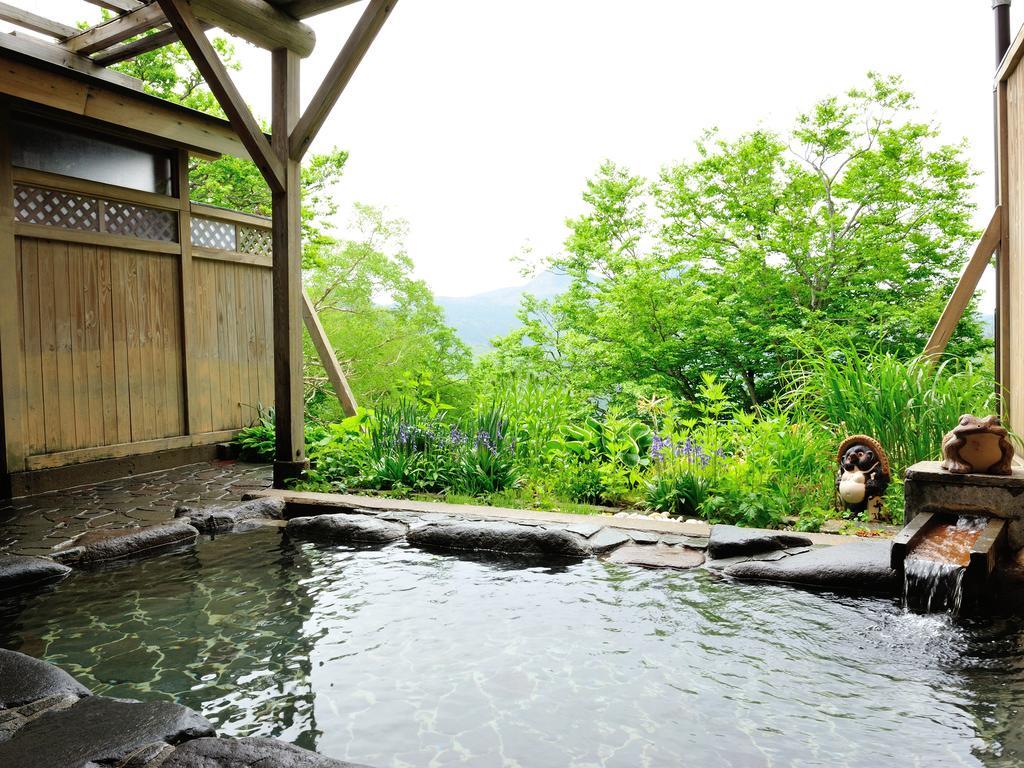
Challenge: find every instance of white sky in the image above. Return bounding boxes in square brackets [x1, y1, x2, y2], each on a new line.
[8, 1, 1021, 306]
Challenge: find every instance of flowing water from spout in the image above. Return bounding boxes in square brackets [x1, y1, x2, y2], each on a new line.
[904, 515, 988, 614]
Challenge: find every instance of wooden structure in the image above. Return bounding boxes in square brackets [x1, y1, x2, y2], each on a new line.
[0, 0, 392, 496]
[926, 13, 1024, 437]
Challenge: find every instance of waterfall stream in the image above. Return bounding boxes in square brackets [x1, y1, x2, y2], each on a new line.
[903, 516, 988, 615]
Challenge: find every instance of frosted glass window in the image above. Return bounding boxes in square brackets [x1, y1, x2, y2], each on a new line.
[10, 116, 174, 195]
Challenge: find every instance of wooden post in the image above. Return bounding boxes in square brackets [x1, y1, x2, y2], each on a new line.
[176, 148, 200, 436]
[271, 48, 307, 486]
[0, 100, 26, 482]
[997, 78, 1012, 419]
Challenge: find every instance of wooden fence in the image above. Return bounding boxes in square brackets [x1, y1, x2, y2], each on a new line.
[1, 150, 275, 474]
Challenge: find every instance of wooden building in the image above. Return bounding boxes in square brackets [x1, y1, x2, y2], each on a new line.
[0, 0, 386, 496]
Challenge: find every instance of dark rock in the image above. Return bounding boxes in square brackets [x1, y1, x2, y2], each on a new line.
[707, 525, 813, 559]
[626, 529, 662, 544]
[605, 544, 705, 570]
[51, 521, 199, 565]
[287, 514, 407, 544]
[660, 535, 709, 550]
[724, 540, 898, 594]
[0, 649, 91, 709]
[0, 695, 215, 768]
[120, 741, 176, 767]
[0, 694, 80, 743]
[562, 522, 603, 538]
[174, 497, 286, 533]
[586, 527, 632, 553]
[407, 521, 591, 558]
[0, 555, 70, 593]
[162, 737, 370, 767]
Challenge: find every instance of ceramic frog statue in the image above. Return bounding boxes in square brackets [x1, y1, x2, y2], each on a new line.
[836, 435, 891, 517]
[940, 414, 1015, 475]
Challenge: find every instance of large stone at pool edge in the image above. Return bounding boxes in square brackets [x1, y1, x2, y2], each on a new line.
[0, 695, 215, 768]
[0, 555, 70, 594]
[162, 737, 371, 768]
[724, 539, 897, 593]
[174, 497, 286, 533]
[408, 520, 591, 558]
[0, 649, 91, 708]
[287, 513, 407, 544]
[50, 521, 199, 565]
[707, 525, 813, 559]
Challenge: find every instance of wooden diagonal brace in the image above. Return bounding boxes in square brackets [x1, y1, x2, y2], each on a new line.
[302, 289, 358, 417]
[923, 206, 1002, 359]
[289, 0, 398, 160]
[157, 0, 285, 193]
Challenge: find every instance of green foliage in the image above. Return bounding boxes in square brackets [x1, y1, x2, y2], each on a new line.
[488, 74, 987, 408]
[303, 206, 472, 418]
[788, 347, 995, 470]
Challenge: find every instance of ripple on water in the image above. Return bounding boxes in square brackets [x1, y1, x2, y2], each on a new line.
[1, 529, 1024, 767]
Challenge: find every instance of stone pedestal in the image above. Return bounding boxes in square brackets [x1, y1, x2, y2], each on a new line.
[904, 461, 1024, 550]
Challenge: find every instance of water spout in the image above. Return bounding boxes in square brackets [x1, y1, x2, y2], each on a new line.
[892, 514, 1006, 616]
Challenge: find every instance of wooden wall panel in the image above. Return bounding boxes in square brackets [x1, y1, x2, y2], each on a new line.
[192, 257, 273, 433]
[16, 236, 186, 455]
[1007, 70, 1024, 434]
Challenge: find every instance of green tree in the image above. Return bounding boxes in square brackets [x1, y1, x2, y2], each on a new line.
[493, 74, 986, 408]
[304, 205, 471, 418]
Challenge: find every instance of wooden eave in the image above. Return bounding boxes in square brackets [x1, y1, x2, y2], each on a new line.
[0, 46, 251, 160]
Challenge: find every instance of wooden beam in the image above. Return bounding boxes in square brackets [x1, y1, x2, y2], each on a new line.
[278, 0, 362, 20]
[302, 289, 357, 416]
[271, 47, 307, 486]
[83, 0, 145, 14]
[0, 53, 247, 159]
[190, 0, 316, 57]
[0, 3, 79, 40]
[997, 78, 1012, 417]
[92, 23, 191, 66]
[157, 0, 285, 192]
[924, 207, 1001, 358]
[0, 31, 143, 91]
[290, 0, 396, 160]
[64, 3, 166, 57]
[176, 149, 203, 437]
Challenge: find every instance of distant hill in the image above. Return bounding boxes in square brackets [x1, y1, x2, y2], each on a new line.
[437, 271, 571, 352]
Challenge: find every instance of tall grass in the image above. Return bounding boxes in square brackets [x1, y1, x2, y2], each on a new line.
[788, 348, 995, 472]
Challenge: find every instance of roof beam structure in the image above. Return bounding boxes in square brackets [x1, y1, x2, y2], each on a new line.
[157, 0, 286, 192]
[63, 3, 167, 56]
[0, 3, 79, 40]
[190, 0, 315, 57]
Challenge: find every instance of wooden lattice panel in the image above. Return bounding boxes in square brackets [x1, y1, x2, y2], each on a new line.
[238, 225, 272, 259]
[191, 216, 236, 251]
[104, 201, 178, 242]
[14, 185, 100, 231]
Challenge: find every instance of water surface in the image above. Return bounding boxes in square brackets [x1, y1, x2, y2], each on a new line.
[2, 529, 1022, 767]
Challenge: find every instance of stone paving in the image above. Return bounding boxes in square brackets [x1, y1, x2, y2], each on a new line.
[0, 462, 272, 557]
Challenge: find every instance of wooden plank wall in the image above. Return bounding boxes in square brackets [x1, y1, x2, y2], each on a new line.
[191, 256, 274, 433]
[1005, 65, 1024, 433]
[16, 238, 185, 455]
[1, 167, 276, 476]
